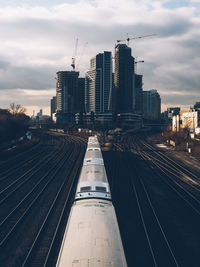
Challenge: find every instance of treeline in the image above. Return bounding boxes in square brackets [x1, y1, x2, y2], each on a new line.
[0, 105, 30, 143]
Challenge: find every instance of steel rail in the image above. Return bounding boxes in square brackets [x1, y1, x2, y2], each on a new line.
[0, 139, 74, 246]
[139, 151, 200, 217]
[0, 140, 72, 230]
[140, 140, 200, 182]
[128, 164, 158, 267]
[140, 150, 200, 191]
[0, 137, 67, 203]
[22, 143, 85, 267]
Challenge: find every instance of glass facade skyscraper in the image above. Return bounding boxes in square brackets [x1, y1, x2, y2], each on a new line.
[85, 51, 112, 113]
[113, 44, 135, 114]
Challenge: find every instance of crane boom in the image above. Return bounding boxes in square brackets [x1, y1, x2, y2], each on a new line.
[71, 38, 78, 71]
[76, 42, 88, 70]
[117, 34, 156, 45]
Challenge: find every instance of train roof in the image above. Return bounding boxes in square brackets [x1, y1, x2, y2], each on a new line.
[84, 150, 102, 160]
[56, 199, 127, 267]
[78, 164, 108, 183]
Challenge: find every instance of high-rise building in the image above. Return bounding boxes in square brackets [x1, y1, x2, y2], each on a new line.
[85, 51, 112, 113]
[75, 78, 85, 113]
[50, 96, 56, 118]
[143, 89, 161, 120]
[134, 74, 143, 114]
[113, 44, 135, 114]
[56, 71, 79, 114]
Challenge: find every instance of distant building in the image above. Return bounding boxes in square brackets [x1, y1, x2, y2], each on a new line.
[85, 51, 112, 113]
[50, 96, 56, 119]
[193, 102, 200, 110]
[37, 109, 43, 120]
[167, 107, 180, 119]
[134, 74, 143, 114]
[181, 110, 200, 130]
[113, 44, 135, 114]
[143, 90, 161, 120]
[172, 109, 200, 132]
[172, 115, 180, 132]
[56, 71, 79, 115]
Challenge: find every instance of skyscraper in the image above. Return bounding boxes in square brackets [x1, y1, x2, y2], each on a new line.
[143, 89, 161, 120]
[113, 44, 135, 114]
[85, 51, 112, 113]
[76, 77, 85, 113]
[56, 71, 79, 114]
[50, 96, 56, 118]
[134, 74, 143, 114]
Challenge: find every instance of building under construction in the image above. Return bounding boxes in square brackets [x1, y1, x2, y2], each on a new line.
[56, 71, 79, 120]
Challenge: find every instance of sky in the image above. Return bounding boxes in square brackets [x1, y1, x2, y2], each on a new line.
[0, 0, 199, 115]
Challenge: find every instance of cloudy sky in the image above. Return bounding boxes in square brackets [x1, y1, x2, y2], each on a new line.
[0, 0, 199, 115]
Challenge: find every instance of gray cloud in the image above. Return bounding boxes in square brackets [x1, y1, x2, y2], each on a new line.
[0, 1, 199, 113]
[0, 66, 56, 90]
[162, 94, 200, 106]
[0, 60, 10, 70]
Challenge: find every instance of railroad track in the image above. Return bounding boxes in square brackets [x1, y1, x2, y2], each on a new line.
[104, 133, 200, 267]
[0, 133, 58, 179]
[128, 154, 180, 267]
[0, 133, 86, 266]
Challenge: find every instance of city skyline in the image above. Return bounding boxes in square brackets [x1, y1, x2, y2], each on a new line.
[0, 0, 199, 115]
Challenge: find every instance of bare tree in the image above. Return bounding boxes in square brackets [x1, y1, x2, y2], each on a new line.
[9, 103, 26, 115]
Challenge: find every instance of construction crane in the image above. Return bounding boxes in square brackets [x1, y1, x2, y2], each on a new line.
[71, 38, 78, 71]
[117, 34, 156, 46]
[76, 42, 88, 70]
[135, 59, 144, 73]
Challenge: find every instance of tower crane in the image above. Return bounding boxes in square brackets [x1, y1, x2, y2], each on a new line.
[135, 59, 144, 73]
[71, 38, 78, 71]
[117, 33, 156, 46]
[76, 42, 88, 70]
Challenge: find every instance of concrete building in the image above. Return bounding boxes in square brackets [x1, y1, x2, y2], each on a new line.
[172, 115, 180, 132]
[172, 110, 200, 132]
[85, 51, 112, 113]
[56, 71, 79, 115]
[143, 90, 161, 120]
[181, 110, 200, 130]
[113, 44, 135, 114]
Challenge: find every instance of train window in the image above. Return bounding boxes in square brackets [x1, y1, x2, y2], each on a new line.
[80, 186, 91, 192]
[96, 186, 107, 192]
[86, 160, 91, 162]
[87, 148, 93, 151]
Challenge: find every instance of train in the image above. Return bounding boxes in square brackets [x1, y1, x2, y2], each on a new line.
[56, 136, 127, 267]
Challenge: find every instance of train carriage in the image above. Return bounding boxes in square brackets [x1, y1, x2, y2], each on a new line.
[56, 136, 127, 267]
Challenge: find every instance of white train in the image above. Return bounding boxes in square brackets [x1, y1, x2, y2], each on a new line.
[56, 136, 127, 267]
